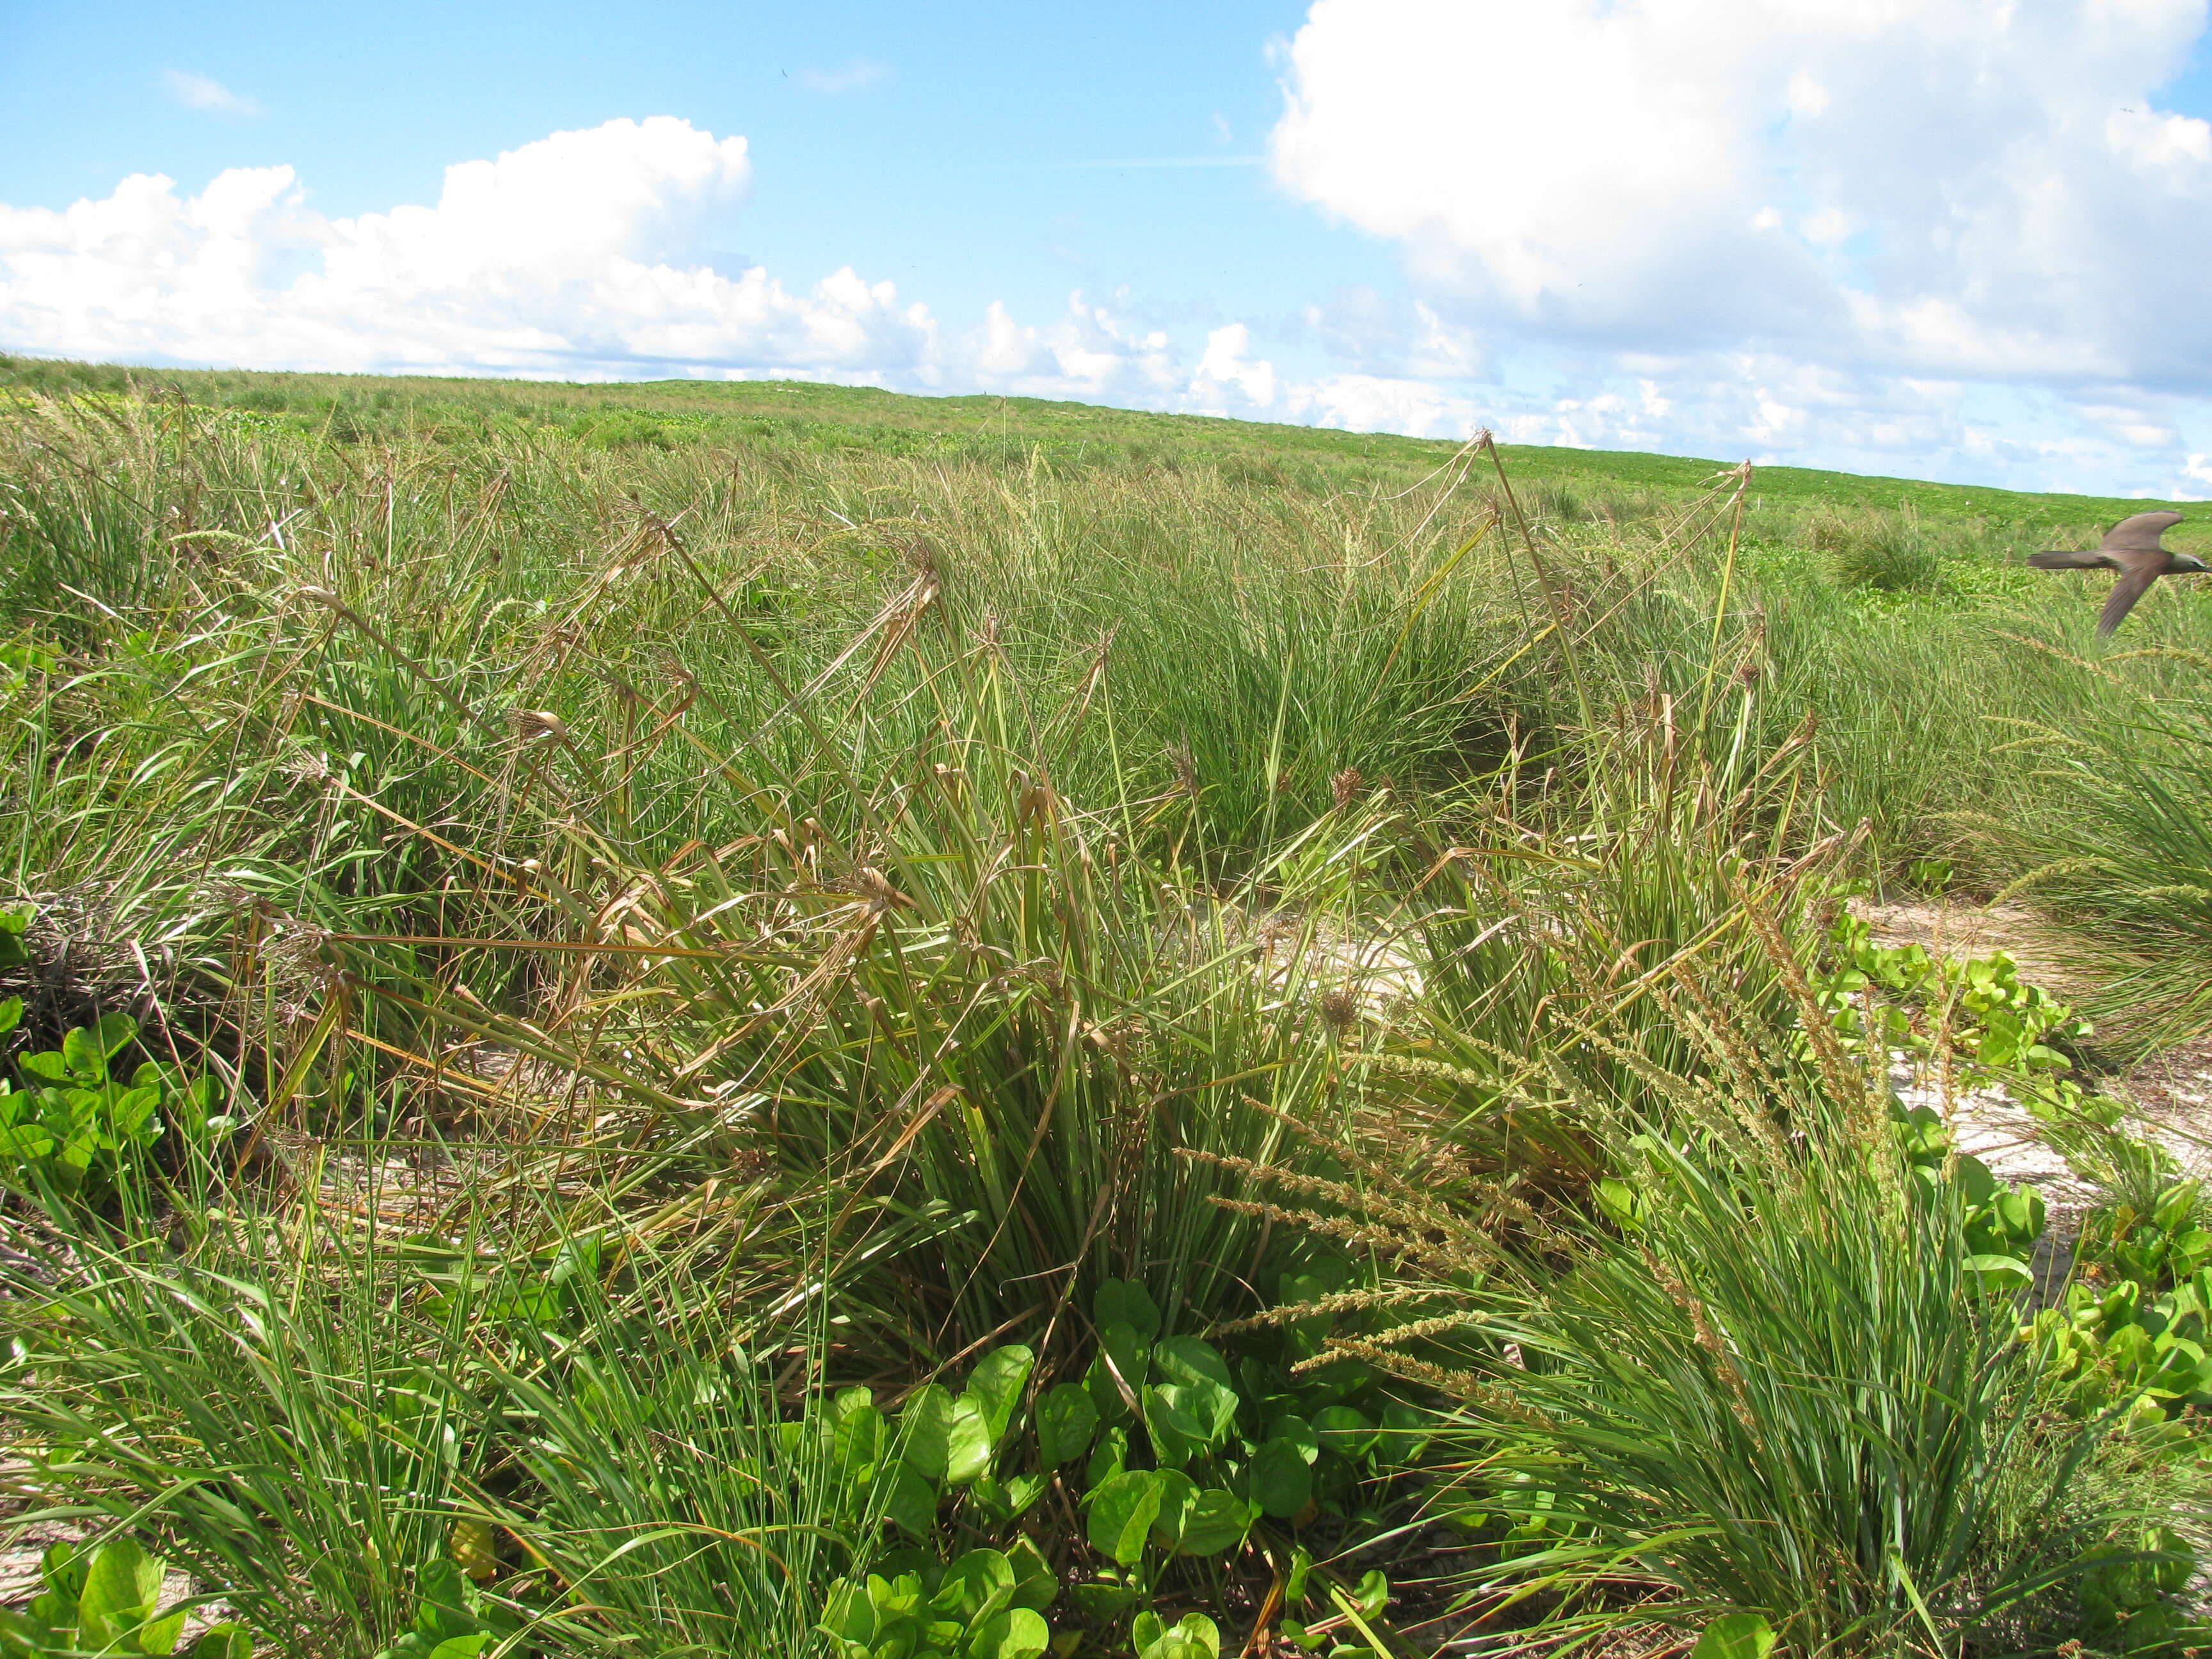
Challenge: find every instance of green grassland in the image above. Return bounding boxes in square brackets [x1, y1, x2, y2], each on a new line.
[2, 356, 2210, 1658]
[4, 349, 2192, 531]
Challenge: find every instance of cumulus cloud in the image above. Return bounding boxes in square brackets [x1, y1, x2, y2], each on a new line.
[15, 83, 2212, 496]
[1266, 0, 2212, 490]
[161, 69, 262, 117]
[0, 119, 931, 378]
[0, 117, 1202, 408]
[1272, 0, 2212, 378]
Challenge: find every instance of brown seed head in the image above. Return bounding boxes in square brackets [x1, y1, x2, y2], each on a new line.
[1166, 744, 1198, 798]
[855, 866, 910, 913]
[1318, 986, 1362, 1032]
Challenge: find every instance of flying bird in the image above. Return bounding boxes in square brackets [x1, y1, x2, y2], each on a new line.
[2026, 510, 2206, 637]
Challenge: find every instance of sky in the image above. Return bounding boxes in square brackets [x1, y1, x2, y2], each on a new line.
[6, 0, 2212, 495]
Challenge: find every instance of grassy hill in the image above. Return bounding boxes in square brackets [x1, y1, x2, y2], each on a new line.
[1, 351, 2190, 537]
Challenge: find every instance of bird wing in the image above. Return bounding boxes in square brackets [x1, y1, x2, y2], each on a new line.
[2097, 564, 2163, 636]
[2027, 550, 2113, 569]
[2100, 510, 2184, 554]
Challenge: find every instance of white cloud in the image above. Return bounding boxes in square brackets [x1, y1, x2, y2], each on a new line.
[798, 60, 891, 94]
[1193, 324, 1278, 409]
[0, 120, 936, 379]
[1271, 0, 2212, 378]
[1264, 0, 2212, 488]
[14, 95, 2212, 497]
[0, 118, 1193, 407]
[161, 69, 262, 117]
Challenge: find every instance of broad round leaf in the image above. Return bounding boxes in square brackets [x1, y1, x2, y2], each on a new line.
[943, 1397, 994, 1484]
[1374, 1402, 1433, 1467]
[1146, 1468, 1200, 1550]
[1311, 1405, 1376, 1457]
[1085, 1425, 1129, 1491]
[888, 1463, 942, 1539]
[963, 1345, 1034, 1448]
[970, 1606, 1050, 1659]
[1087, 1469, 1166, 1567]
[1141, 1383, 1207, 1468]
[1250, 1436, 1314, 1518]
[1087, 1324, 1150, 1423]
[1151, 1335, 1233, 1393]
[1037, 1381, 1100, 1465]
[1006, 1536, 1057, 1612]
[1096, 1279, 1162, 1342]
[936, 1548, 1016, 1624]
[186, 1626, 256, 1659]
[1173, 1488, 1253, 1555]
[1962, 1253, 2034, 1294]
[1136, 1612, 1221, 1659]
[902, 1383, 958, 1481]
[1690, 1612, 1776, 1659]
[833, 1401, 889, 1479]
[75, 1537, 166, 1648]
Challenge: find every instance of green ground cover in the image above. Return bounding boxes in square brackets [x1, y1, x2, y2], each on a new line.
[1, 358, 2209, 1657]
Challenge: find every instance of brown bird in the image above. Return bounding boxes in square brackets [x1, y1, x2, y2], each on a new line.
[2026, 510, 2206, 636]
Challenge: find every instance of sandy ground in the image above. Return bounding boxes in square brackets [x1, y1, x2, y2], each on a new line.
[0, 1491, 215, 1640]
[1857, 898, 2212, 1316]
[1849, 898, 2081, 996]
[1856, 899, 2212, 1187]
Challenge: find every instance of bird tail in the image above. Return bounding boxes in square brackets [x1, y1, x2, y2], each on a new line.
[2027, 550, 2108, 569]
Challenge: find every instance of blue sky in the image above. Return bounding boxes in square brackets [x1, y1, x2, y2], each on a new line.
[1, 1, 1359, 325]
[8, 0, 2212, 496]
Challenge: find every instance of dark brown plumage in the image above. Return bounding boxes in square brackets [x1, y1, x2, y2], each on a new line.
[2026, 509, 2206, 636]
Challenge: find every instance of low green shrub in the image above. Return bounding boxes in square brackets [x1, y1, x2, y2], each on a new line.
[0, 1538, 250, 1658]
[818, 1546, 1054, 1659]
[2030, 1171, 2212, 1423]
[2076, 1528, 2212, 1655]
[1818, 904, 2090, 1091]
[0, 1006, 230, 1208]
[820, 1278, 1430, 1651]
[371, 1562, 530, 1659]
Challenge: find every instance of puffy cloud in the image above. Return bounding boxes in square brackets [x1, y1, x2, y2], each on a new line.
[1272, 0, 2212, 379]
[1267, 0, 2212, 490]
[0, 118, 1229, 413]
[13, 90, 2212, 497]
[0, 119, 938, 379]
[1193, 324, 1279, 410]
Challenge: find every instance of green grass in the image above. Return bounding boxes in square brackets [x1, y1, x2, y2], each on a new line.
[2, 361, 2209, 1657]
[4, 349, 2199, 540]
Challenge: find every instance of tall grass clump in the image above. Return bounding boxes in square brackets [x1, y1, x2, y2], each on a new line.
[303, 615, 1405, 1368]
[1247, 882, 2195, 1655]
[4, 1194, 502, 1652]
[1455, 1109, 2144, 1653]
[1981, 640, 2212, 1045]
[2, 1147, 899, 1655]
[1814, 512, 1943, 594]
